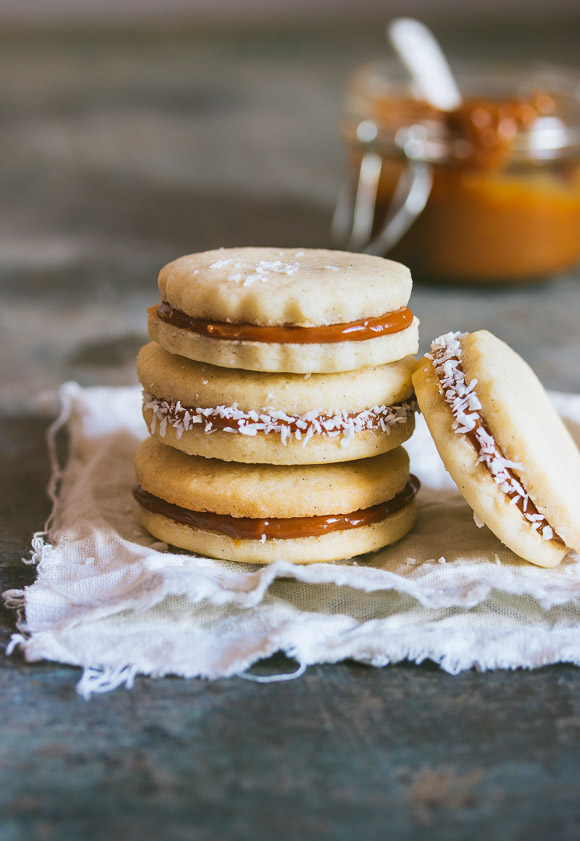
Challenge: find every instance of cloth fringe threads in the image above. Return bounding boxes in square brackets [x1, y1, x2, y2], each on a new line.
[75, 665, 139, 700]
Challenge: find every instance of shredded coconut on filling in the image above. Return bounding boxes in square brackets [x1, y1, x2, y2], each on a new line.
[426, 331, 556, 542]
[143, 391, 416, 449]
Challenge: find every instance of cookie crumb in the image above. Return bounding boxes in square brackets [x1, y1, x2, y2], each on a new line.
[473, 511, 485, 528]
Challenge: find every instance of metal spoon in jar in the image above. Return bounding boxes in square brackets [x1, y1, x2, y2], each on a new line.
[334, 18, 460, 255]
[388, 17, 461, 111]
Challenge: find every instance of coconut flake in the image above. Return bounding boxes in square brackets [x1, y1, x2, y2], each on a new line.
[473, 511, 485, 529]
[242, 260, 301, 286]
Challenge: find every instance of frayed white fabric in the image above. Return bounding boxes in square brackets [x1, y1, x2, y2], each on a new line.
[4, 383, 580, 697]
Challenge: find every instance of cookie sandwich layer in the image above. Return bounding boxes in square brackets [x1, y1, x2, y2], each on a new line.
[134, 438, 418, 563]
[138, 343, 417, 464]
[149, 247, 419, 372]
[413, 330, 580, 567]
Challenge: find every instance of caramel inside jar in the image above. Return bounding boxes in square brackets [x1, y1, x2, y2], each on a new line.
[345, 72, 580, 283]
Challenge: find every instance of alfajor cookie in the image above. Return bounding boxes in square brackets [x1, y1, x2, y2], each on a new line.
[148, 247, 419, 373]
[413, 330, 580, 568]
[133, 437, 419, 563]
[137, 341, 416, 464]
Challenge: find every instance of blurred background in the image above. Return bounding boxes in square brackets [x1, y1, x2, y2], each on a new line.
[2, 0, 580, 410]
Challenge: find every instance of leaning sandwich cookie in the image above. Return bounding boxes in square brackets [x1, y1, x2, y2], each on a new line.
[137, 342, 417, 464]
[413, 330, 580, 568]
[133, 437, 419, 563]
[148, 247, 419, 373]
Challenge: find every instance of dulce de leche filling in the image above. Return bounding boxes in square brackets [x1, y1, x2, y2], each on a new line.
[156, 301, 413, 344]
[133, 476, 419, 541]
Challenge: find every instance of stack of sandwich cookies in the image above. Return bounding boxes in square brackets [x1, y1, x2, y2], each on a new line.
[413, 330, 580, 568]
[135, 247, 421, 563]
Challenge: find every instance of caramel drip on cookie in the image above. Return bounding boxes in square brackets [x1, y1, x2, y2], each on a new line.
[156, 301, 413, 344]
[133, 476, 420, 541]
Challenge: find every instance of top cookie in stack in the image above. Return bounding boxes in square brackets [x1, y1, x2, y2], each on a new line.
[134, 247, 420, 563]
[148, 246, 418, 374]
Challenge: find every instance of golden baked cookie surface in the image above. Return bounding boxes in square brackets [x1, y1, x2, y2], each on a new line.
[460, 330, 580, 553]
[137, 342, 415, 413]
[158, 246, 412, 326]
[138, 343, 416, 463]
[134, 437, 410, 518]
[413, 330, 580, 567]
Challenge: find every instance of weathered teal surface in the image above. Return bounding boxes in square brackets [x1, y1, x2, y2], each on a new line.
[1, 22, 580, 841]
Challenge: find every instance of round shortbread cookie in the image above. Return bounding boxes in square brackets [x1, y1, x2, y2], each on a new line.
[159, 247, 412, 326]
[413, 330, 580, 567]
[137, 502, 417, 564]
[150, 247, 418, 373]
[133, 439, 416, 563]
[135, 437, 410, 517]
[137, 342, 416, 464]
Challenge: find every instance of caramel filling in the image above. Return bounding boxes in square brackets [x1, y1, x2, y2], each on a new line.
[133, 476, 419, 541]
[156, 301, 413, 344]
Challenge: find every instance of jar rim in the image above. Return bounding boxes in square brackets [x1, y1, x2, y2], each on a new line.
[343, 60, 580, 162]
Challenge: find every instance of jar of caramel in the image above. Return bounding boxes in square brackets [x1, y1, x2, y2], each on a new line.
[335, 62, 580, 283]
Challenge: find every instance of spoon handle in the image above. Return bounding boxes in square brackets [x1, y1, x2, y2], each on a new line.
[388, 17, 462, 110]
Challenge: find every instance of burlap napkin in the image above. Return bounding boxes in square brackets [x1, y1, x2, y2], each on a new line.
[4, 384, 580, 697]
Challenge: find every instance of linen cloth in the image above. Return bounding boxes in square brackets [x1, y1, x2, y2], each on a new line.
[4, 383, 580, 697]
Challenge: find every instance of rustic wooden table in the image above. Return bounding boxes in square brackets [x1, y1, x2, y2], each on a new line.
[1, 22, 580, 840]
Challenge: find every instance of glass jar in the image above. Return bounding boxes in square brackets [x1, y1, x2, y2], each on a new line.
[335, 62, 580, 283]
